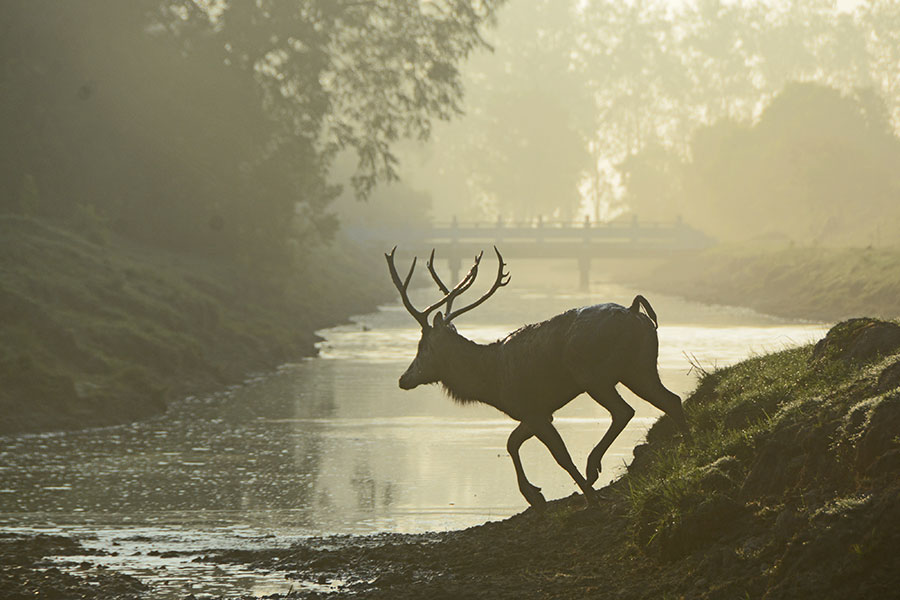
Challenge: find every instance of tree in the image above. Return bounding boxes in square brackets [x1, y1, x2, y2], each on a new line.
[189, 0, 503, 197]
[617, 142, 684, 222]
[679, 82, 900, 244]
[1, 0, 504, 261]
[397, 0, 594, 222]
[575, 0, 900, 225]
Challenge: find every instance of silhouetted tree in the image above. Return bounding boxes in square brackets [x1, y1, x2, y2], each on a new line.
[0, 0, 503, 262]
[403, 0, 900, 223]
[398, 0, 593, 222]
[577, 0, 900, 223]
[617, 142, 684, 222]
[678, 83, 900, 244]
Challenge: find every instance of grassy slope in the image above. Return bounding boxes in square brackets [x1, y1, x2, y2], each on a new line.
[208, 319, 900, 599]
[0, 216, 392, 435]
[623, 245, 900, 322]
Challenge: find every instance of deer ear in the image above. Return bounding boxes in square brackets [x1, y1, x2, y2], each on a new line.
[433, 311, 444, 328]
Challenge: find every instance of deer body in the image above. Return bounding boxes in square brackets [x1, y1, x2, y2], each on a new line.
[431, 305, 643, 415]
[387, 248, 687, 509]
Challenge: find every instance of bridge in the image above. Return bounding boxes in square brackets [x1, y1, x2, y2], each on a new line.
[360, 216, 713, 287]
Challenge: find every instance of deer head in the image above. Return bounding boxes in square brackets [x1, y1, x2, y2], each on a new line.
[385, 247, 510, 390]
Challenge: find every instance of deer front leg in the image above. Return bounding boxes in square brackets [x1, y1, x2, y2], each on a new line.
[529, 418, 597, 507]
[585, 387, 635, 487]
[507, 422, 546, 509]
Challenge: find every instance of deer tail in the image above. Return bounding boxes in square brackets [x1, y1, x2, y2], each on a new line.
[629, 294, 658, 329]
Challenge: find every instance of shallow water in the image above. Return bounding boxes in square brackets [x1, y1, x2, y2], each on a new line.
[0, 262, 830, 597]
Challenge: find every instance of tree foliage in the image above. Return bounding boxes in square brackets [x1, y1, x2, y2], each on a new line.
[635, 82, 900, 244]
[399, 0, 594, 222]
[583, 0, 900, 238]
[0, 0, 502, 261]
[401, 0, 900, 234]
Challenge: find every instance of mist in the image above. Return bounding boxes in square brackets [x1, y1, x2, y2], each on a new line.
[2, 1, 900, 598]
[388, 0, 900, 247]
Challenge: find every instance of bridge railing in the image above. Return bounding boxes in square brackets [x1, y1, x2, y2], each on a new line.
[429, 217, 673, 229]
[422, 217, 711, 248]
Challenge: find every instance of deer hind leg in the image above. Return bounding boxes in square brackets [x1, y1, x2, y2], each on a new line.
[585, 386, 635, 487]
[622, 371, 688, 434]
[528, 417, 597, 507]
[506, 422, 545, 509]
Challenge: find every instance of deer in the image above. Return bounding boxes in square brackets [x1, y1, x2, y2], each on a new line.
[385, 246, 688, 509]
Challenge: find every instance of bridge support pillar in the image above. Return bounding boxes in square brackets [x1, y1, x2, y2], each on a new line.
[578, 256, 591, 290]
[449, 255, 462, 283]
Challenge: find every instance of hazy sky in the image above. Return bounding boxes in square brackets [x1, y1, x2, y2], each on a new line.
[661, 0, 862, 10]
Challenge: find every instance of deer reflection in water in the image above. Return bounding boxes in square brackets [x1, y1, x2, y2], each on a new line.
[385, 247, 688, 509]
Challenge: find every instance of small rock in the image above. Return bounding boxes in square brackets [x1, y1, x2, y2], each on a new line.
[812, 319, 900, 364]
[877, 360, 900, 393]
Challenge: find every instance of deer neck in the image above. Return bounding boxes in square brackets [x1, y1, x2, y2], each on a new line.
[437, 333, 500, 406]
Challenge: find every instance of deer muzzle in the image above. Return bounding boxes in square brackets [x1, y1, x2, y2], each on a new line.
[399, 360, 423, 390]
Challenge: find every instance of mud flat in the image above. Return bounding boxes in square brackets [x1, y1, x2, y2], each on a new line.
[0, 533, 148, 599]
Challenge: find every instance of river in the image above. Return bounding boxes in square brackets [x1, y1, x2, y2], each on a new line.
[0, 261, 830, 597]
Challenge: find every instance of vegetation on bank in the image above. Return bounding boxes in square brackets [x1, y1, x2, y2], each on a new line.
[198, 317, 900, 599]
[615, 317, 900, 597]
[0, 216, 392, 435]
[621, 244, 900, 323]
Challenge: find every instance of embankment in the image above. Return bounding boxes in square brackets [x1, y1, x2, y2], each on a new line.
[618, 245, 900, 323]
[0, 216, 392, 435]
[198, 318, 900, 599]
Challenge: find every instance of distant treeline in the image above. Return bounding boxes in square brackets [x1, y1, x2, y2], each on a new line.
[408, 0, 900, 245]
[621, 82, 900, 246]
[5, 1, 899, 251]
[0, 1, 504, 265]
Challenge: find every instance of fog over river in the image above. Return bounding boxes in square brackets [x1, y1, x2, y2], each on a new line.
[0, 261, 830, 597]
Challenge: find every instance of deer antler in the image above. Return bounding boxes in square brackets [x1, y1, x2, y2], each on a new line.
[426, 249, 451, 295]
[427, 249, 481, 316]
[445, 246, 510, 324]
[385, 246, 428, 328]
[385, 247, 484, 329]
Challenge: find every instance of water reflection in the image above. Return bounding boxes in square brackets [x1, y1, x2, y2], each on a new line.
[0, 263, 830, 596]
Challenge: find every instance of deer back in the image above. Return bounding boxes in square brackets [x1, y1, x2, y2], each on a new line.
[494, 303, 659, 412]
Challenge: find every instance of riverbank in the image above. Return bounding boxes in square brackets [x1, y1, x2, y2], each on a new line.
[191, 317, 898, 598]
[0, 216, 392, 435]
[3, 318, 898, 597]
[614, 244, 900, 323]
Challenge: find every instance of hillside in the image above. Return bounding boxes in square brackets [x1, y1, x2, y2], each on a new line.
[621, 245, 900, 323]
[197, 317, 900, 599]
[0, 216, 391, 435]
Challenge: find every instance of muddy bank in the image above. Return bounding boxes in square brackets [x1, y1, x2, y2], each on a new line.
[193, 318, 900, 599]
[613, 245, 900, 323]
[0, 216, 392, 435]
[0, 533, 147, 600]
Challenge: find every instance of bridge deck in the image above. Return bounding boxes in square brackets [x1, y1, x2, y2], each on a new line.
[357, 219, 713, 284]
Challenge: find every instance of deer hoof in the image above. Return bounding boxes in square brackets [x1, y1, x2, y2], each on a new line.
[524, 487, 546, 510]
